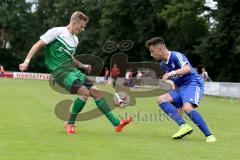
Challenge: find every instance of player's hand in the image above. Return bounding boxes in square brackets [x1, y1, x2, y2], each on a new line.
[162, 73, 171, 82]
[82, 64, 92, 73]
[19, 62, 29, 71]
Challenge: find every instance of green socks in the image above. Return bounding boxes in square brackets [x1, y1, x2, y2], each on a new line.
[68, 97, 86, 124]
[68, 97, 120, 126]
[95, 98, 120, 126]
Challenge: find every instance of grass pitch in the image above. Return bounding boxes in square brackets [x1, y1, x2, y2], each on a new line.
[0, 78, 240, 160]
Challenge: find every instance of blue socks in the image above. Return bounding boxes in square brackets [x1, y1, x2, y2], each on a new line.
[187, 110, 212, 137]
[159, 102, 185, 126]
[160, 102, 212, 137]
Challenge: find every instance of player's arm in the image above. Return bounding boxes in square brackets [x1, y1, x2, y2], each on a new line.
[19, 40, 46, 71]
[162, 53, 191, 82]
[165, 80, 177, 90]
[171, 64, 191, 75]
[72, 56, 92, 73]
[162, 64, 191, 82]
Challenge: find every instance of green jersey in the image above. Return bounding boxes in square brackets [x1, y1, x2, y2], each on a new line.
[40, 27, 86, 92]
[40, 26, 78, 71]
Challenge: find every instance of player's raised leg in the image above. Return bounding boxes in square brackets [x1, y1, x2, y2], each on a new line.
[89, 86, 132, 132]
[158, 93, 193, 139]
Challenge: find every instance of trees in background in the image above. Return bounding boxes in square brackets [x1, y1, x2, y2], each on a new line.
[0, 0, 239, 81]
[196, 0, 240, 81]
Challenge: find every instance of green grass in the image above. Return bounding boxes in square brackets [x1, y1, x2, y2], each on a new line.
[1, 78, 240, 160]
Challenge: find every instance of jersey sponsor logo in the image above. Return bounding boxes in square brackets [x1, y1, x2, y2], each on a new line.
[171, 63, 175, 68]
[58, 46, 73, 56]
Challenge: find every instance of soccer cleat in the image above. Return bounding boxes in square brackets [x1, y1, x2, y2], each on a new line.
[206, 135, 216, 143]
[64, 122, 76, 135]
[172, 124, 193, 139]
[115, 116, 133, 132]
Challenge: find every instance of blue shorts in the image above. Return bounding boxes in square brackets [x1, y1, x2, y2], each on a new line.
[170, 84, 203, 108]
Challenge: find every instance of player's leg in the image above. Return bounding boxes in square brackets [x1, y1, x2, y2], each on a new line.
[158, 93, 186, 126]
[181, 85, 216, 142]
[89, 85, 119, 126]
[64, 80, 90, 134]
[58, 69, 89, 134]
[158, 92, 193, 139]
[89, 84, 132, 132]
[67, 80, 90, 125]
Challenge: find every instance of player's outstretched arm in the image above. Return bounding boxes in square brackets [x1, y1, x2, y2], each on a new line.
[19, 40, 46, 71]
[72, 56, 92, 73]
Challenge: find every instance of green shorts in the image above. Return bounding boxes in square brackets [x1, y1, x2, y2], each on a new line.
[51, 65, 86, 92]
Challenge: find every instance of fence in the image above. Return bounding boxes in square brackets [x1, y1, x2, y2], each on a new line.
[204, 82, 240, 98]
[1, 72, 240, 98]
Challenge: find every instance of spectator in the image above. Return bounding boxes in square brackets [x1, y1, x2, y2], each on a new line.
[201, 67, 211, 82]
[111, 64, 120, 87]
[124, 69, 133, 87]
[0, 64, 4, 77]
[135, 70, 143, 88]
[104, 67, 110, 85]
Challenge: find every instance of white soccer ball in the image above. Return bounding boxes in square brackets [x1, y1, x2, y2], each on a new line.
[113, 92, 130, 108]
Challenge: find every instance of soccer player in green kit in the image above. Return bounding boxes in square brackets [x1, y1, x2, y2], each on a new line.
[19, 11, 132, 134]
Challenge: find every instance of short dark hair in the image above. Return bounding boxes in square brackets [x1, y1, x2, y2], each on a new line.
[146, 37, 165, 48]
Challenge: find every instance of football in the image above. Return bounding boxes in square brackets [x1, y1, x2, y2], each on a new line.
[113, 92, 130, 108]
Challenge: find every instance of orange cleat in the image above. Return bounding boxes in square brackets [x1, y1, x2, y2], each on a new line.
[115, 116, 133, 132]
[64, 122, 76, 135]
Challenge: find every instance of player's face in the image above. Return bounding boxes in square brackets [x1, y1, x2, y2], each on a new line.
[149, 45, 163, 60]
[72, 20, 87, 34]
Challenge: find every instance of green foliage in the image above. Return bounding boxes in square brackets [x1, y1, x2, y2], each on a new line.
[0, 0, 240, 81]
[100, 0, 169, 62]
[196, 0, 240, 81]
[159, 0, 208, 64]
[0, 0, 43, 72]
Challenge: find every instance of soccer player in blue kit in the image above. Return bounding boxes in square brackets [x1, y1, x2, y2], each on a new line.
[146, 37, 216, 142]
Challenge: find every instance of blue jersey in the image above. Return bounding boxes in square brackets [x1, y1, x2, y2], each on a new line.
[160, 51, 203, 87]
